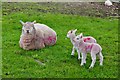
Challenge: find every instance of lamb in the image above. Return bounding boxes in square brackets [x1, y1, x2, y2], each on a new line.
[19, 20, 57, 50]
[67, 29, 96, 60]
[73, 33, 103, 68]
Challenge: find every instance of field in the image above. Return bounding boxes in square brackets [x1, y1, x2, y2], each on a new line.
[2, 2, 118, 78]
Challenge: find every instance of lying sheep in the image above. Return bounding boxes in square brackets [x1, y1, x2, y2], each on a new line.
[19, 20, 57, 50]
[67, 29, 96, 60]
[73, 33, 103, 68]
[105, 0, 112, 6]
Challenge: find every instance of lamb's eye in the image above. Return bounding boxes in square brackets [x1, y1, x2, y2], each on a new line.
[77, 38, 79, 40]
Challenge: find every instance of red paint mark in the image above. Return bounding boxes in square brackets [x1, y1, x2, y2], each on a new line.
[90, 44, 94, 50]
[87, 38, 91, 40]
[84, 38, 91, 42]
[47, 36, 56, 43]
[84, 39, 87, 42]
[85, 44, 94, 51]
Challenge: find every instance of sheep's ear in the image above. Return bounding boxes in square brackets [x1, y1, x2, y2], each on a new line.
[79, 33, 83, 38]
[74, 29, 77, 33]
[32, 20, 36, 24]
[20, 20, 25, 25]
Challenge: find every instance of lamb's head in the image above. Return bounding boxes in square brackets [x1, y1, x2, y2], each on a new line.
[67, 29, 77, 38]
[20, 20, 36, 35]
[74, 33, 83, 44]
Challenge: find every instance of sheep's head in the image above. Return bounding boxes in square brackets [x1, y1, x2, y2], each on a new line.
[67, 29, 77, 38]
[74, 33, 83, 43]
[20, 20, 36, 35]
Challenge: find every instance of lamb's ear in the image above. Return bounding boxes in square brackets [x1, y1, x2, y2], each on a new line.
[74, 29, 77, 33]
[32, 20, 36, 24]
[79, 33, 83, 38]
[20, 20, 25, 25]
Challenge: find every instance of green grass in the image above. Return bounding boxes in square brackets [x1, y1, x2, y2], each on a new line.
[2, 2, 118, 78]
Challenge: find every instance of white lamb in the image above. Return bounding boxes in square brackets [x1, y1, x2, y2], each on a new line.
[73, 33, 103, 68]
[67, 29, 96, 59]
[19, 20, 57, 50]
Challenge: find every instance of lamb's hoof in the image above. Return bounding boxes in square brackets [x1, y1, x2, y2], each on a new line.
[80, 63, 84, 66]
[83, 63, 86, 65]
[89, 66, 93, 69]
[71, 55, 75, 58]
[100, 63, 103, 66]
[78, 57, 81, 60]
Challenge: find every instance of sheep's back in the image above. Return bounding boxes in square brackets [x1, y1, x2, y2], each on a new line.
[34, 23, 57, 45]
[34, 23, 56, 36]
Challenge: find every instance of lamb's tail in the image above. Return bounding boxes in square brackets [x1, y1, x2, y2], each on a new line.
[94, 39, 97, 43]
[98, 44, 102, 51]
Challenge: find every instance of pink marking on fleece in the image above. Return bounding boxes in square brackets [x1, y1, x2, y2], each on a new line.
[84, 38, 91, 42]
[47, 36, 56, 43]
[85, 44, 94, 51]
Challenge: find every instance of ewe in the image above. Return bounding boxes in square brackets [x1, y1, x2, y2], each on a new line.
[67, 29, 96, 60]
[73, 33, 103, 68]
[19, 20, 57, 50]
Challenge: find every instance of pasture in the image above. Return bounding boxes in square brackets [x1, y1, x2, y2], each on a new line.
[2, 2, 118, 78]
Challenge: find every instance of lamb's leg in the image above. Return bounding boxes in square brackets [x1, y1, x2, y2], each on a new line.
[83, 53, 87, 64]
[80, 53, 86, 66]
[71, 46, 75, 56]
[77, 49, 81, 60]
[98, 52, 103, 66]
[89, 53, 96, 69]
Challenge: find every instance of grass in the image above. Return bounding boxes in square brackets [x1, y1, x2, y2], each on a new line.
[2, 2, 118, 78]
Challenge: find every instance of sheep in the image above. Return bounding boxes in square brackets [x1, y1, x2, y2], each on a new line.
[105, 0, 112, 6]
[73, 33, 103, 68]
[19, 20, 57, 50]
[67, 29, 96, 60]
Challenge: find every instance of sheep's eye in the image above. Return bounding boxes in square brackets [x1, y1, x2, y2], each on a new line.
[71, 31, 73, 33]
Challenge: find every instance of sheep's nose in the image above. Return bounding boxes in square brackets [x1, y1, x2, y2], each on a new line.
[26, 30, 29, 33]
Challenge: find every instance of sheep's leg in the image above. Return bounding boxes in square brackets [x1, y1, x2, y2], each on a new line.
[77, 49, 81, 60]
[80, 53, 86, 66]
[40, 38, 45, 48]
[89, 53, 96, 69]
[34, 36, 45, 49]
[71, 46, 75, 56]
[40, 42, 45, 48]
[98, 52, 103, 66]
